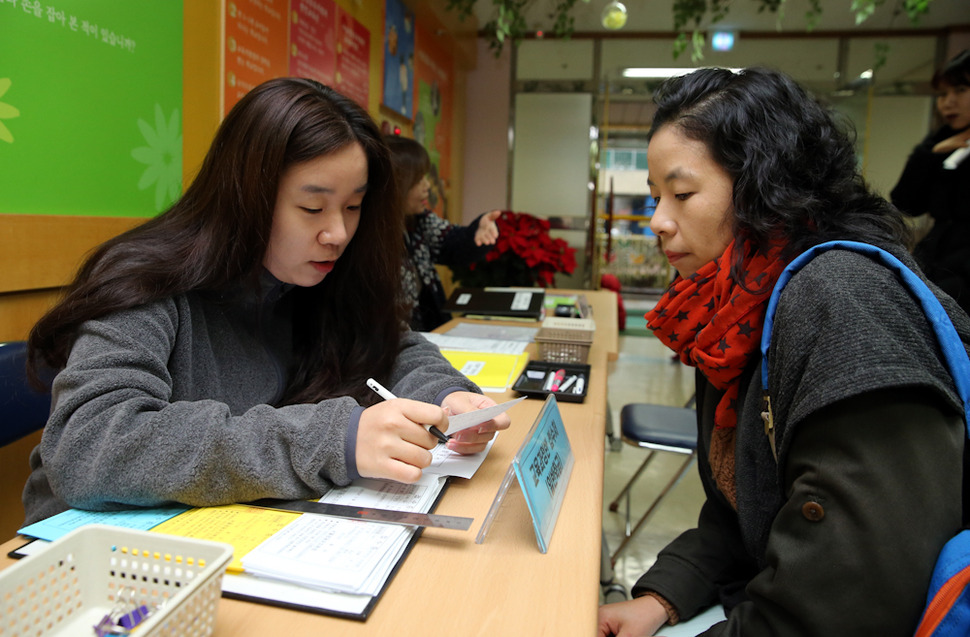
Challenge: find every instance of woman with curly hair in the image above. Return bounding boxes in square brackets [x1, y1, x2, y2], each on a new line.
[598, 67, 969, 636]
[23, 78, 509, 526]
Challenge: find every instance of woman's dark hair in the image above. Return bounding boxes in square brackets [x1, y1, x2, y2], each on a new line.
[384, 135, 431, 233]
[29, 78, 407, 403]
[932, 49, 970, 90]
[383, 134, 430, 196]
[648, 66, 909, 280]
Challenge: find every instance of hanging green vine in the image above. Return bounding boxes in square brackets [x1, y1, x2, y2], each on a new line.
[445, 0, 938, 60]
[446, 0, 584, 56]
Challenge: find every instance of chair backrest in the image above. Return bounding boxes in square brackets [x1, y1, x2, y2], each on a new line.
[0, 341, 51, 447]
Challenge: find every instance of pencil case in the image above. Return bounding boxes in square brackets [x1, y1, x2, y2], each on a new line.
[512, 361, 590, 403]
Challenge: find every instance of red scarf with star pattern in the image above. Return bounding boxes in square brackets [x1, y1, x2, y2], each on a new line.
[646, 239, 786, 430]
[645, 240, 786, 506]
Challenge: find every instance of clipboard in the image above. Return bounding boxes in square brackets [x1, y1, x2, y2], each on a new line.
[219, 482, 453, 621]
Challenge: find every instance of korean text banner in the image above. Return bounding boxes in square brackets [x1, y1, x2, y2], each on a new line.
[1, 1, 183, 217]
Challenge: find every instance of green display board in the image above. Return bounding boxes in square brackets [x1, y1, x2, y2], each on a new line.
[0, 1, 183, 217]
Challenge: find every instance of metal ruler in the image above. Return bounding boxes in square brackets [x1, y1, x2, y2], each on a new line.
[243, 498, 473, 531]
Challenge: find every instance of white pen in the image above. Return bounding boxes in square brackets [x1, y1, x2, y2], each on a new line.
[574, 375, 585, 394]
[366, 378, 450, 443]
[559, 375, 578, 393]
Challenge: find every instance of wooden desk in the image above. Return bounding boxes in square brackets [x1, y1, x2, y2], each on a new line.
[0, 289, 618, 637]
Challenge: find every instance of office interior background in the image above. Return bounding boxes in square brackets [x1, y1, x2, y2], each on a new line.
[1, 0, 969, 541]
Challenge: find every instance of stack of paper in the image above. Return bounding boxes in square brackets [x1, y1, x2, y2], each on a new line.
[420, 331, 529, 355]
[240, 475, 444, 595]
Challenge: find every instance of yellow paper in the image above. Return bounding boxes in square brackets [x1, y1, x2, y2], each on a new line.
[440, 350, 529, 392]
[151, 504, 300, 573]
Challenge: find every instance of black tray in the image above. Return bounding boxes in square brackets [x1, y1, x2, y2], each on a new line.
[512, 361, 590, 403]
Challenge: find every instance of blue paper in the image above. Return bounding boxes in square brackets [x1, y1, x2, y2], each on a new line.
[18, 506, 189, 542]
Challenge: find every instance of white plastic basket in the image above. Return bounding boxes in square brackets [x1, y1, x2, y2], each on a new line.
[0, 524, 233, 637]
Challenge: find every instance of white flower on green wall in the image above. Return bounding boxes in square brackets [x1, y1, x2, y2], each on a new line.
[0, 78, 21, 144]
[132, 104, 182, 211]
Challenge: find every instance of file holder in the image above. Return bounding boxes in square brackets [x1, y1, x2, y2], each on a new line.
[476, 394, 574, 553]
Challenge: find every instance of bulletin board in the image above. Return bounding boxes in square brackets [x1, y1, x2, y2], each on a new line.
[223, 0, 372, 115]
[0, 1, 183, 217]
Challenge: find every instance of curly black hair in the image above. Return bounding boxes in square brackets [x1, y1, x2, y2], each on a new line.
[648, 67, 910, 282]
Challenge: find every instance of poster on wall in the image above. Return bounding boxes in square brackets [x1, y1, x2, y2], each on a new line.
[413, 23, 453, 217]
[0, 1, 183, 217]
[382, 0, 414, 119]
[334, 7, 370, 109]
[224, 0, 288, 115]
[288, 0, 337, 86]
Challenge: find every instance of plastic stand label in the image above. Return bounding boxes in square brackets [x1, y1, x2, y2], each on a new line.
[475, 394, 574, 553]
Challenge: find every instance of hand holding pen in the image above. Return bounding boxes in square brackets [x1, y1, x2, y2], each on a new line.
[355, 379, 451, 483]
[367, 378, 450, 443]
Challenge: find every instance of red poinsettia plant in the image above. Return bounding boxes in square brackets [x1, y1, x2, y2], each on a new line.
[450, 211, 577, 288]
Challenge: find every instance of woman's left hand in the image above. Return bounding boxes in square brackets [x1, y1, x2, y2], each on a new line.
[440, 391, 511, 454]
[474, 210, 502, 246]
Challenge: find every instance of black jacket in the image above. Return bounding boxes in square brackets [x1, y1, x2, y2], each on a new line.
[891, 125, 970, 312]
[634, 248, 970, 636]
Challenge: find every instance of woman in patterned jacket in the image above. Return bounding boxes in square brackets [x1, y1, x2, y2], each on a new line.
[384, 134, 501, 331]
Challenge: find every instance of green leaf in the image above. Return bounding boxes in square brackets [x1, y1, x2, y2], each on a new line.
[691, 30, 705, 62]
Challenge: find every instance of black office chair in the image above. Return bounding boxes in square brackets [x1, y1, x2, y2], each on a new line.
[0, 341, 52, 447]
[608, 395, 697, 563]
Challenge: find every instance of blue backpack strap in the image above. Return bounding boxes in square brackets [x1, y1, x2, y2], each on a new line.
[760, 240, 970, 433]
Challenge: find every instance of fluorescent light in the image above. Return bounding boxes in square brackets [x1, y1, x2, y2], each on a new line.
[711, 31, 735, 51]
[621, 67, 742, 79]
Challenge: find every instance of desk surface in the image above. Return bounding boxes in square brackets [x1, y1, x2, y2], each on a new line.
[0, 289, 618, 637]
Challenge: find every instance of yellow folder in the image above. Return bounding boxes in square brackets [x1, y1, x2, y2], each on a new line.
[440, 350, 530, 393]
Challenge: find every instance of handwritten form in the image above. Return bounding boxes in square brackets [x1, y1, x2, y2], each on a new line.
[240, 473, 446, 595]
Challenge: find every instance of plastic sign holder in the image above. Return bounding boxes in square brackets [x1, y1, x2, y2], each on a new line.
[475, 394, 574, 553]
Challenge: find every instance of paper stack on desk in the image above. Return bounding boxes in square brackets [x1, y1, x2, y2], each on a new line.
[241, 474, 444, 596]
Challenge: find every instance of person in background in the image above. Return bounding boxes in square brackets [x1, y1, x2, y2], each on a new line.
[384, 134, 501, 331]
[892, 49, 970, 314]
[22, 78, 509, 526]
[597, 67, 968, 636]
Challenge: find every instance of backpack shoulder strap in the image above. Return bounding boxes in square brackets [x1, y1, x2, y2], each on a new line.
[759, 240, 970, 457]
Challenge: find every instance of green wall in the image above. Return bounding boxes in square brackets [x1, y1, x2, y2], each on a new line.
[1, 1, 182, 217]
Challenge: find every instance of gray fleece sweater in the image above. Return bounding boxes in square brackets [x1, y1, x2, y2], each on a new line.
[22, 274, 477, 525]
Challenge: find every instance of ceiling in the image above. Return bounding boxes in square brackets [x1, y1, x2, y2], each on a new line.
[471, 0, 970, 35]
[478, 0, 968, 129]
